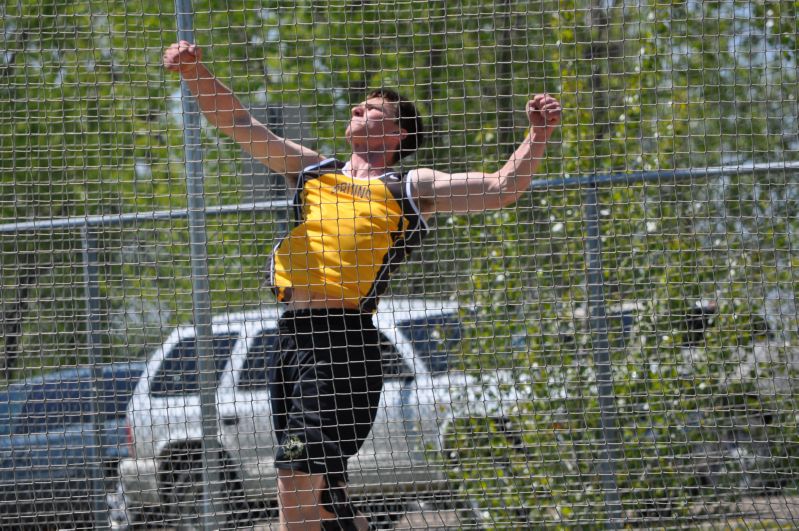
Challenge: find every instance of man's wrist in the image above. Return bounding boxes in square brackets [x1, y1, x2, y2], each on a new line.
[528, 127, 550, 144]
[178, 63, 203, 80]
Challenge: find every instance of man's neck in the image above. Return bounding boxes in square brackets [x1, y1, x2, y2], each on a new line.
[346, 153, 394, 179]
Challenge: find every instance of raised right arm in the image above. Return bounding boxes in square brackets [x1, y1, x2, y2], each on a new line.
[163, 41, 325, 186]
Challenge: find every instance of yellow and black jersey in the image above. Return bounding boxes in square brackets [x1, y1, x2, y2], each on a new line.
[269, 158, 429, 312]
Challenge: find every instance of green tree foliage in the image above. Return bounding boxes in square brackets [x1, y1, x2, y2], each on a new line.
[439, 1, 799, 526]
[0, 0, 178, 372]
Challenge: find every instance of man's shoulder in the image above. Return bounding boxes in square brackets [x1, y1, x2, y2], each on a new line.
[399, 168, 438, 219]
[406, 167, 440, 181]
[405, 167, 446, 195]
[301, 157, 344, 174]
[293, 157, 344, 187]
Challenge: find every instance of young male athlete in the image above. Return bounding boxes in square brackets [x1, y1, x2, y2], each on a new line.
[164, 40, 562, 531]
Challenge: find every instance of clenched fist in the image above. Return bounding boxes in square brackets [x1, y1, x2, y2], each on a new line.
[163, 40, 202, 75]
[526, 94, 562, 139]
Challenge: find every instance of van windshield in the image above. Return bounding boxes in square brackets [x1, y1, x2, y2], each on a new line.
[238, 330, 281, 391]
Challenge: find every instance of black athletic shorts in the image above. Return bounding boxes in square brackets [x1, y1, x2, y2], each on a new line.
[269, 309, 384, 478]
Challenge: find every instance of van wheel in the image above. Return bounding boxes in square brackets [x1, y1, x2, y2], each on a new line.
[158, 447, 244, 530]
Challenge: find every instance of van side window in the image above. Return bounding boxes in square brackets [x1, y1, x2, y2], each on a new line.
[17, 380, 91, 434]
[150, 333, 238, 397]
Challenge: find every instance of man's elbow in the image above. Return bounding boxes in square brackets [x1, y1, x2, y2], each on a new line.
[487, 191, 525, 210]
[499, 193, 524, 209]
[493, 178, 527, 209]
[469, 193, 517, 212]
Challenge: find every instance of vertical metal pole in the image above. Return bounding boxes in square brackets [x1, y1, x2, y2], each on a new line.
[583, 185, 623, 527]
[81, 227, 111, 530]
[173, 3, 224, 530]
[495, 0, 515, 149]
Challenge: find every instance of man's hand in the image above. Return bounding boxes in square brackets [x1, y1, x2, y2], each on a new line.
[526, 94, 562, 140]
[163, 40, 202, 75]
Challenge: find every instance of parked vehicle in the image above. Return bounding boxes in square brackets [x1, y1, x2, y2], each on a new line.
[117, 299, 517, 528]
[0, 361, 145, 529]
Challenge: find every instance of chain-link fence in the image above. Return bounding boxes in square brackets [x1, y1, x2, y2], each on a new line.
[2, 1, 798, 529]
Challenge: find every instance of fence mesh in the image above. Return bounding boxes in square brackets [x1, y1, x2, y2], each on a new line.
[1, 0, 798, 529]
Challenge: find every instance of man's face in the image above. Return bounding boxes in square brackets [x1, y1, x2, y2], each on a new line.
[345, 97, 405, 150]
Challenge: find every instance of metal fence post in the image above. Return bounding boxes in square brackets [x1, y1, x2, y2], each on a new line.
[583, 184, 623, 527]
[173, 2, 224, 529]
[81, 226, 111, 530]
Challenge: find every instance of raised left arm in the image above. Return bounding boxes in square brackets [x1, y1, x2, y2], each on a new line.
[413, 94, 561, 216]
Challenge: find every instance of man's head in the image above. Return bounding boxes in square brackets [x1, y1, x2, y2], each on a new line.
[345, 88, 425, 165]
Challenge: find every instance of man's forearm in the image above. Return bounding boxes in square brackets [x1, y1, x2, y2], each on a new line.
[494, 129, 550, 197]
[179, 63, 250, 130]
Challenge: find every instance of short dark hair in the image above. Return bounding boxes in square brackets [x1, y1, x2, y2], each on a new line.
[367, 88, 426, 163]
